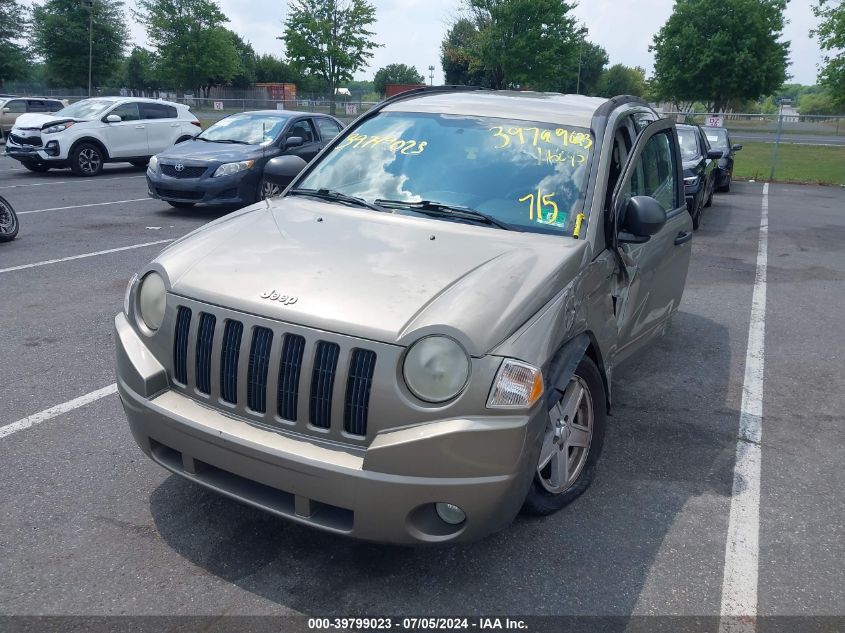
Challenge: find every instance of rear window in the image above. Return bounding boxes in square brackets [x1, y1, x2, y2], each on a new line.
[316, 117, 343, 141]
[140, 103, 177, 119]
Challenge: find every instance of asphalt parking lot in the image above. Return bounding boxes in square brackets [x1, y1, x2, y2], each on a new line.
[1, 151, 843, 628]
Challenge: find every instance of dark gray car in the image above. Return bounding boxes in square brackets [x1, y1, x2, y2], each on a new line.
[115, 88, 692, 544]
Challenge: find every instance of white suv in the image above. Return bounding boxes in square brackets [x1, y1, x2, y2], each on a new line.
[5, 97, 200, 176]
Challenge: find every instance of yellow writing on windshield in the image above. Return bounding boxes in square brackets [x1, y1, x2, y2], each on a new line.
[338, 132, 428, 155]
[536, 147, 588, 167]
[490, 126, 593, 151]
[519, 188, 564, 226]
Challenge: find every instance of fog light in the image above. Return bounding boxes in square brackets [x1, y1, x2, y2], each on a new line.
[45, 141, 59, 157]
[435, 502, 466, 525]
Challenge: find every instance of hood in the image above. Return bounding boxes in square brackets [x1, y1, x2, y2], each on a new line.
[156, 198, 588, 356]
[12, 113, 80, 130]
[155, 139, 264, 164]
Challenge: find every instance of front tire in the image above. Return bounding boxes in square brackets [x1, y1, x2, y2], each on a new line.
[0, 195, 20, 242]
[718, 175, 731, 193]
[71, 143, 104, 177]
[522, 356, 607, 516]
[259, 178, 282, 201]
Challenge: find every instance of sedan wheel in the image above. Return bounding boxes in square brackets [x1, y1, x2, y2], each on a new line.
[0, 195, 20, 242]
[522, 356, 607, 516]
[260, 179, 282, 200]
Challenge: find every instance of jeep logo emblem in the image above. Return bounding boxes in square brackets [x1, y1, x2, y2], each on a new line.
[260, 290, 298, 305]
[174, 162, 184, 172]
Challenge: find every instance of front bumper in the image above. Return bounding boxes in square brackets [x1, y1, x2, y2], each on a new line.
[115, 313, 542, 544]
[5, 133, 66, 163]
[147, 169, 259, 206]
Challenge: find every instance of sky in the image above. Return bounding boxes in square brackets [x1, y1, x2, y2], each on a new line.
[28, 0, 826, 86]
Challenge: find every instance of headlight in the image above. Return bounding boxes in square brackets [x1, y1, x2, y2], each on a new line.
[684, 176, 699, 186]
[148, 155, 159, 172]
[123, 273, 138, 315]
[137, 272, 166, 331]
[487, 359, 544, 409]
[42, 122, 74, 134]
[402, 336, 470, 403]
[213, 160, 254, 178]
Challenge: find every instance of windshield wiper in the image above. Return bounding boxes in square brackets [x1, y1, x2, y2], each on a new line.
[206, 138, 250, 144]
[288, 188, 387, 213]
[374, 199, 514, 231]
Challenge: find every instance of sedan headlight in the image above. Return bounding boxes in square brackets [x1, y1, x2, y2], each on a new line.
[684, 176, 699, 186]
[137, 272, 166, 331]
[487, 359, 544, 409]
[42, 122, 74, 134]
[213, 160, 254, 178]
[148, 155, 159, 172]
[402, 336, 470, 403]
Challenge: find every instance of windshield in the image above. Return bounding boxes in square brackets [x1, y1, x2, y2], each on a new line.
[296, 112, 595, 236]
[677, 127, 701, 162]
[199, 113, 290, 145]
[704, 127, 729, 150]
[56, 99, 114, 120]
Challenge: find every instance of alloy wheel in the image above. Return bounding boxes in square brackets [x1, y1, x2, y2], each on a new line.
[261, 179, 282, 199]
[78, 148, 101, 175]
[0, 199, 18, 236]
[537, 376, 594, 494]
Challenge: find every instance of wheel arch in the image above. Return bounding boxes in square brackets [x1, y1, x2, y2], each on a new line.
[69, 136, 110, 161]
[544, 331, 612, 414]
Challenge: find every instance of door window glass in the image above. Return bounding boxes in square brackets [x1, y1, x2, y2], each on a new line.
[27, 100, 49, 113]
[316, 118, 342, 141]
[48, 101, 64, 112]
[140, 103, 177, 119]
[110, 102, 141, 122]
[623, 131, 677, 211]
[287, 119, 316, 144]
[4, 100, 26, 113]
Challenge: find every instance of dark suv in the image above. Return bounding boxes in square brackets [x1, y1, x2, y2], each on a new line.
[676, 123, 722, 229]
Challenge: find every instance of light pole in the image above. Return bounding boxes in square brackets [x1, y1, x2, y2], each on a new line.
[81, 0, 95, 97]
[428, 65, 435, 86]
[575, 23, 585, 95]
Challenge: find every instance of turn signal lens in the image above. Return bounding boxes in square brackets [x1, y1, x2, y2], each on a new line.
[487, 359, 543, 409]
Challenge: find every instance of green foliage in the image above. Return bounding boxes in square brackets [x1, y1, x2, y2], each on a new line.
[441, 18, 488, 85]
[135, 0, 240, 95]
[0, 0, 29, 87]
[798, 91, 840, 115]
[597, 64, 646, 98]
[373, 63, 424, 96]
[282, 0, 379, 114]
[651, 0, 789, 112]
[463, 0, 581, 90]
[570, 41, 609, 96]
[31, 0, 129, 90]
[125, 47, 161, 95]
[812, 0, 845, 108]
[255, 54, 296, 84]
[229, 32, 257, 90]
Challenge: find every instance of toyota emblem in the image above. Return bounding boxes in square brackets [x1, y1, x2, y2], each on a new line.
[174, 162, 185, 172]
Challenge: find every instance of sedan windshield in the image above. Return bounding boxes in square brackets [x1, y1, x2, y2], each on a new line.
[704, 127, 729, 150]
[296, 112, 594, 236]
[55, 99, 115, 120]
[677, 127, 701, 161]
[199, 113, 290, 145]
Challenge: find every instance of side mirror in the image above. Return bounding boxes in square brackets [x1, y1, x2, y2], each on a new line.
[1, 108, 10, 114]
[284, 136, 304, 149]
[618, 195, 667, 244]
[732, 144, 743, 151]
[105, 114, 122, 123]
[263, 155, 308, 187]
[706, 149, 723, 159]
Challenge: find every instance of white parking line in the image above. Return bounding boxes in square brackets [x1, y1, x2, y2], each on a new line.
[0, 384, 117, 439]
[18, 198, 152, 215]
[719, 183, 769, 632]
[0, 238, 174, 274]
[0, 175, 146, 190]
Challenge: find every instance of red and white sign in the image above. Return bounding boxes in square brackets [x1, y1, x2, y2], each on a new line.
[706, 115, 724, 127]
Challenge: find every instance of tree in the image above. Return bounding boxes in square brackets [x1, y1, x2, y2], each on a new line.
[229, 32, 257, 90]
[651, 0, 789, 112]
[812, 0, 845, 108]
[462, 0, 581, 90]
[597, 64, 646, 98]
[799, 91, 839, 115]
[282, 0, 379, 114]
[135, 0, 240, 96]
[255, 54, 296, 83]
[125, 47, 161, 96]
[441, 18, 488, 85]
[373, 63, 424, 96]
[560, 41, 608, 95]
[0, 0, 28, 87]
[31, 0, 128, 89]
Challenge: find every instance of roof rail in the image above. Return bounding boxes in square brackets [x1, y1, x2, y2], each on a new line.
[378, 84, 490, 108]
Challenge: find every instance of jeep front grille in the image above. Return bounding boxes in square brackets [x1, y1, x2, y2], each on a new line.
[171, 306, 377, 439]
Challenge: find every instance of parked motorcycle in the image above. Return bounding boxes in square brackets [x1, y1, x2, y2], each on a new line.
[0, 194, 19, 242]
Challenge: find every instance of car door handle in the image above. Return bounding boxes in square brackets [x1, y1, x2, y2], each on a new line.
[674, 230, 693, 246]
[169, 122, 179, 127]
[135, 125, 145, 129]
